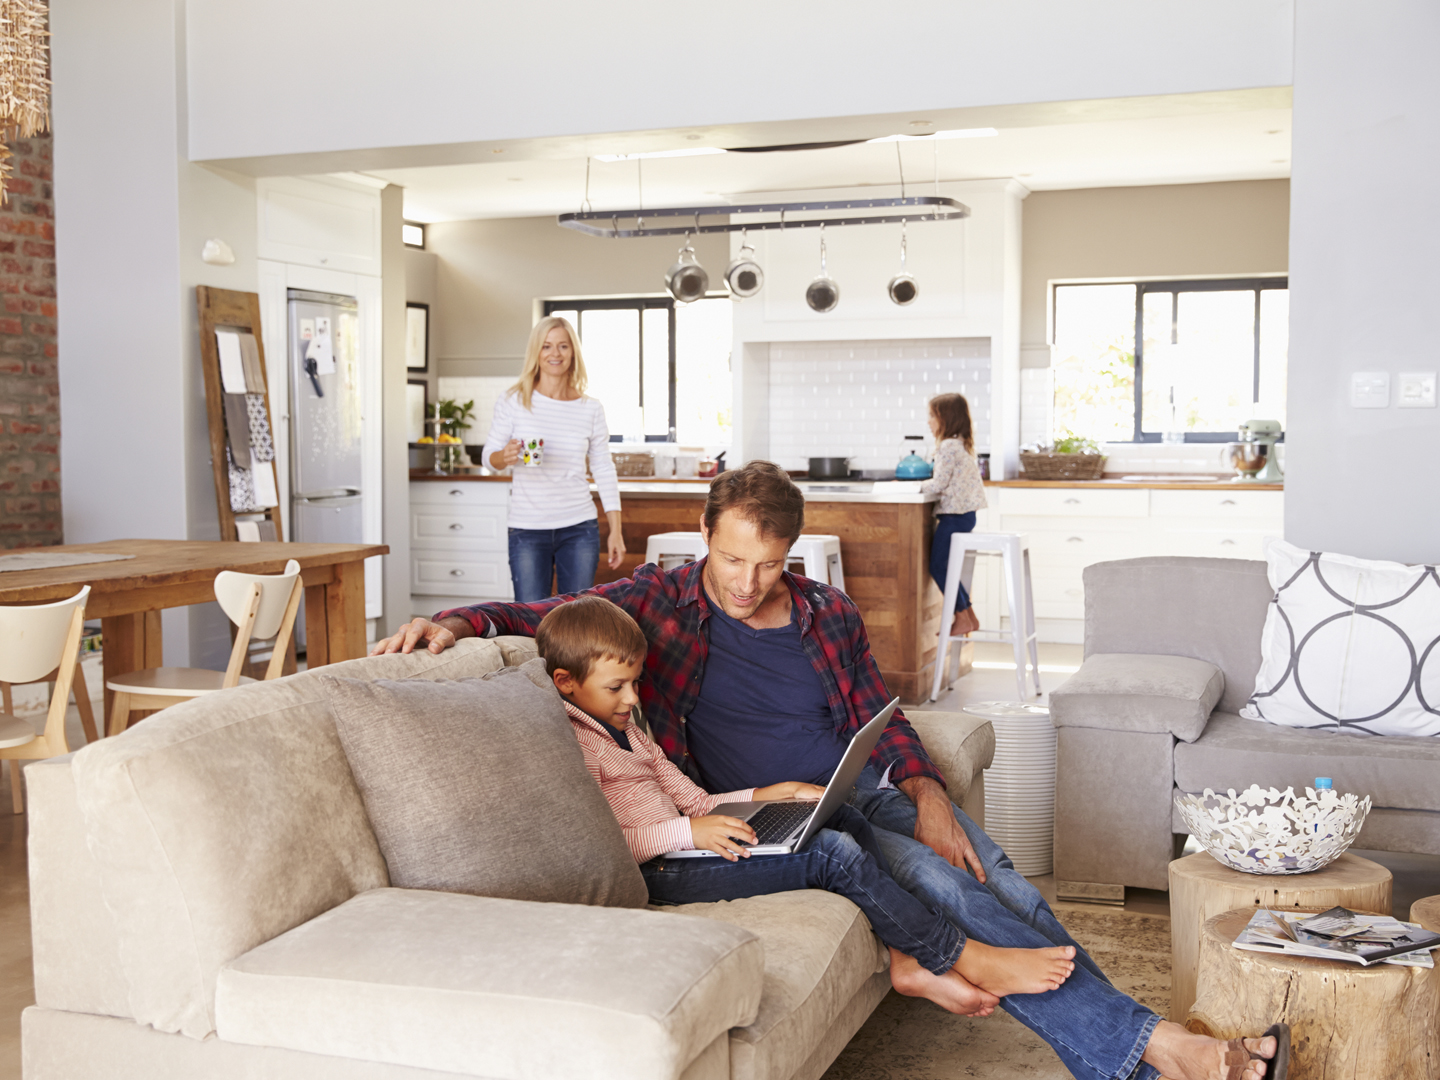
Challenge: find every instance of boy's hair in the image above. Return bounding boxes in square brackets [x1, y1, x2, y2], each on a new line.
[536, 596, 647, 683]
[929, 393, 974, 454]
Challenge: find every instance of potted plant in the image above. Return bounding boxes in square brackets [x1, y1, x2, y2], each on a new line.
[427, 398, 476, 472]
[1019, 432, 1107, 481]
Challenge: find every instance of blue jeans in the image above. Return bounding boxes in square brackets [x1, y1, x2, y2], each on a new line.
[930, 512, 977, 614]
[507, 519, 600, 602]
[851, 767, 1161, 1080]
[642, 806, 964, 976]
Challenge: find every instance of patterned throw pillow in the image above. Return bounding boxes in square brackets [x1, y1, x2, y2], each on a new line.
[1242, 540, 1440, 736]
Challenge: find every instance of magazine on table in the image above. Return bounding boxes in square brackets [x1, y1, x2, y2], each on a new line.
[1232, 906, 1440, 968]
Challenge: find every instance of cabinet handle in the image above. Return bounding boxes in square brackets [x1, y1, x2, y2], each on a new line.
[449, 523, 464, 530]
[1064, 498, 1081, 505]
[449, 569, 465, 577]
[1220, 499, 1237, 506]
[1067, 536, 1083, 543]
[1221, 539, 1236, 546]
[449, 490, 465, 496]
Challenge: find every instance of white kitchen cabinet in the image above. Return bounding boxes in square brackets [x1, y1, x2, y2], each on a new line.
[409, 481, 513, 601]
[965, 486, 1282, 643]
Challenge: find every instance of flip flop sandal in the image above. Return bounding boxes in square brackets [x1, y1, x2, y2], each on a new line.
[1221, 1022, 1291, 1080]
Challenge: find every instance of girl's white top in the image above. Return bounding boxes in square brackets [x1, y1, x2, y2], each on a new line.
[920, 438, 987, 515]
[482, 390, 622, 530]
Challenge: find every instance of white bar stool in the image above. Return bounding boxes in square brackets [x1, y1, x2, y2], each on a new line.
[930, 532, 1041, 702]
[644, 532, 709, 571]
[786, 535, 845, 591]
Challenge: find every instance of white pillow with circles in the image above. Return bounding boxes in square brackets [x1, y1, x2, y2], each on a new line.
[1241, 539, 1440, 737]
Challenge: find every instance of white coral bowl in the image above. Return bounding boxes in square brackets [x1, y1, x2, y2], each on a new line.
[1174, 785, 1371, 875]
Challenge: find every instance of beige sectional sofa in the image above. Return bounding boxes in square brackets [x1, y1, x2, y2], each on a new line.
[23, 637, 994, 1080]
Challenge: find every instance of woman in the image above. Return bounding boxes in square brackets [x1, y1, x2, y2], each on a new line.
[921, 392, 986, 637]
[483, 316, 625, 601]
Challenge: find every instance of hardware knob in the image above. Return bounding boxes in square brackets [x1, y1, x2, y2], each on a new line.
[449, 569, 465, 577]
[449, 523, 463, 530]
[1064, 498, 1080, 505]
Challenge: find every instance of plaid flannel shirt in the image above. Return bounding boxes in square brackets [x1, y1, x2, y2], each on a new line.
[437, 558, 945, 790]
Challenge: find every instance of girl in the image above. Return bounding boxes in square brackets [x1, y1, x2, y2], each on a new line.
[922, 393, 986, 637]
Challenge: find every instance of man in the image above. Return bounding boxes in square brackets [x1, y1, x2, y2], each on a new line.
[374, 461, 1281, 1080]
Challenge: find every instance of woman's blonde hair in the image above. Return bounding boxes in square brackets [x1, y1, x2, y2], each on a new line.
[510, 316, 588, 410]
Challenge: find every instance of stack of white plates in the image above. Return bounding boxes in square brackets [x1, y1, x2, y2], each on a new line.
[961, 701, 1056, 877]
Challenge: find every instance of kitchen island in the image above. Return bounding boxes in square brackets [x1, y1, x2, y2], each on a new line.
[409, 472, 952, 703]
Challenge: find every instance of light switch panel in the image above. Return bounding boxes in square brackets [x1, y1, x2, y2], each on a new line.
[1398, 372, 1437, 408]
[1351, 371, 1390, 408]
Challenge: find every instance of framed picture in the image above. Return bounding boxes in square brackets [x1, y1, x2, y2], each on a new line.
[406, 302, 429, 372]
[406, 380, 429, 442]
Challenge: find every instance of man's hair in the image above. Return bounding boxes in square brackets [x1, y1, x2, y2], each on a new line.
[536, 595, 647, 684]
[928, 393, 974, 453]
[702, 460, 806, 546]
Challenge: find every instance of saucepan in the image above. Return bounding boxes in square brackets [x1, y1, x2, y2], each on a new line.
[808, 457, 852, 480]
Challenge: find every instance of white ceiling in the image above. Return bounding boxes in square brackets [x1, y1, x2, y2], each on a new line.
[364, 105, 1292, 224]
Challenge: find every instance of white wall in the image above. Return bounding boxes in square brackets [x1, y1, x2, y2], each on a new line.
[183, 1, 1295, 170]
[1284, 1, 1440, 564]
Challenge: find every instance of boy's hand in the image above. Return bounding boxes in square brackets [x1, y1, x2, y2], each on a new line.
[753, 781, 826, 803]
[690, 815, 757, 862]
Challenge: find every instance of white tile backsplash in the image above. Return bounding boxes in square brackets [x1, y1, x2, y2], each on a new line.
[766, 338, 991, 472]
[436, 376, 516, 445]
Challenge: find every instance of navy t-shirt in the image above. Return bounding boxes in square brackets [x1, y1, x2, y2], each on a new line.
[685, 589, 848, 792]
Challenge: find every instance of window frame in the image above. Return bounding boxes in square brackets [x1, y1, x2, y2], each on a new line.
[542, 296, 679, 443]
[1051, 275, 1289, 443]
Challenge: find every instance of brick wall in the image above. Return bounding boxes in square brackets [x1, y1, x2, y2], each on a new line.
[0, 133, 59, 548]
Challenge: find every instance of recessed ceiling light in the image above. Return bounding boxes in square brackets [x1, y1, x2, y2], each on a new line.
[491, 148, 505, 153]
[1267, 130, 1282, 135]
[869, 127, 998, 143]
[1019, 172, 1033, 178]
[908, 120, 934, 129]
[508, 177, 523, 182]
[593, 147, 726, 162]
[685, 134, 703, 141]
[1272, 159, 1288, 164]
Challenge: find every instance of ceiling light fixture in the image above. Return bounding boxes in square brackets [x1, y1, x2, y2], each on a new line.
[594, 147, 726, 162]
[868, 127, 998, 143]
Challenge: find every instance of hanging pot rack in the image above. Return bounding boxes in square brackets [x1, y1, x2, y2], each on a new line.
[557, 195, 968, 238]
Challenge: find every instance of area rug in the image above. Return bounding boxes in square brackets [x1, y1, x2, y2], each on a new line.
[822, 905, 1172, 1080]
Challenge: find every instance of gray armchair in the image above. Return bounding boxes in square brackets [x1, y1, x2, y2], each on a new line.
[1048, 556, 1440, 903]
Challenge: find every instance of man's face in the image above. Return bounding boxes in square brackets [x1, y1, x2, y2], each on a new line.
[700, 510, 791, 621]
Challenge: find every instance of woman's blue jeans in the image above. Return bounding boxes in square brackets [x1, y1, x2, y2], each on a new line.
[850, 766, 1162, 1080]
[930, 511, 977, 614]
[507, 519, 600, 602]
[642, 805, 964, 976]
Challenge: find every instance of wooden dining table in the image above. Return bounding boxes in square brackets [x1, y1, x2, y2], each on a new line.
[0, 539, 389, 717]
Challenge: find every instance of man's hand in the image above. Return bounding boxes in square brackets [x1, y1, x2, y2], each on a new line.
[369, 617, 464, 656]
[898, 776, 986, 883]
[753, 781, 825, 802]
[690, 815, 757, 862]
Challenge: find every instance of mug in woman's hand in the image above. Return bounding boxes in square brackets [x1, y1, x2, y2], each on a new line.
[520, 436, 544, 467]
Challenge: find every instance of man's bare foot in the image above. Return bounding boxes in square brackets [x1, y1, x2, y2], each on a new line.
[1142, 1020, 1278, 1080]
[953, 940, 1075, 996]
[889, 948, 999, 1017]
[949, 606, 981, 637]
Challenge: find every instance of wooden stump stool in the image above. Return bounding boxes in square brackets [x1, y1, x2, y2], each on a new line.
[1168, 851, 1392, 1021]
[1188, 909, 1440, 1080]
[1413, 896, 1440, 1053]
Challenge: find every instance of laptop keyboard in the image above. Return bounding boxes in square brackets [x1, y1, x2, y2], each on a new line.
[745, 801, 817, 846]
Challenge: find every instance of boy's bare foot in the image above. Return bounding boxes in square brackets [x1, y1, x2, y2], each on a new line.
[1143, 1020, 1278, 1080]
[949, 606, 981, 637]
[954, 940, 1075, 996]
[888, 948, 999, 1017]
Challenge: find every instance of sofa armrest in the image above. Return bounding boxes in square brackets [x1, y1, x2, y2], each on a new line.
[494, 635, 540, 666]
[905, 711, 995, 807]
[1049, 653, 1224, 743]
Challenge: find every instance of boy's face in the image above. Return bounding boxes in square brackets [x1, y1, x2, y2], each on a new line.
[556, 656, 643, 727]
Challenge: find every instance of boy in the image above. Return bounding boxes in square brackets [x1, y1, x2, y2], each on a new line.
[535, 595, 1077, 1014]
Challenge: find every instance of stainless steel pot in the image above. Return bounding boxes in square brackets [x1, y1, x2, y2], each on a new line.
[805, 224, 840, 313]
[887, 222, 918, 305]
[808, 456, 851, 479]
[725, 231, 764, 299]
[664, 234, 709, 303]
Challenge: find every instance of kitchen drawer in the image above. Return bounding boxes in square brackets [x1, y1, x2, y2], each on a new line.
[1149, 489, 1283, 519]
[997, 487, 1149, 518]
[1151, 530, 1273, 561]
[411, 555, 512, 599]
[1020, 530, 1142, 565]
[409, 480, 510, 508]
[411, 506, 506, 551]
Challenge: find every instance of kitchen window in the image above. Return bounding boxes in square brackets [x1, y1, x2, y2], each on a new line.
[1050, 277, 1288, 443]
[544, 296, 732, 445]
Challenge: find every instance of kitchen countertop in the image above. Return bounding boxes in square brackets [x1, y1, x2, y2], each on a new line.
[408, 470, 938, 503]
[991, 477, 1283, 490]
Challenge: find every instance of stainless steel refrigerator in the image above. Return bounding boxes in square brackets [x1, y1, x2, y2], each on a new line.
[288, 288, 363, 645]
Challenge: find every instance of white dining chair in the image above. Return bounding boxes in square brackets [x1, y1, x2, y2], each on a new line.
[105, 559, 303, 738]
[0, 585, 91, 813]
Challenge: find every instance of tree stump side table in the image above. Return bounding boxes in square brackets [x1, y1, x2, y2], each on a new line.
[1188, 909, 1440, 1080]
[1168, 851, 1392, 1022]
[1414, 896, 1440, 1056]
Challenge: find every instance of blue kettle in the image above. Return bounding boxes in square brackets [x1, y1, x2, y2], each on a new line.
[895, 436, 933, 480]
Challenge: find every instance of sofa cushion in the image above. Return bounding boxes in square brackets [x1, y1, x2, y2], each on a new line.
[321, 657, 647, 908]
[667, 890, 889, 1080]
[1050, 653, 1225, 742]
[69, 638, 510, 1040]
[1242, 540, 1440, 737]
[1174, 711, 1440, 813]
[215, 887, 762, 1080]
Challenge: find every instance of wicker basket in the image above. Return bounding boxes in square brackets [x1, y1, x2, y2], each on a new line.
[1019, 451, 1107, 481]
[611, 451, 655, 478]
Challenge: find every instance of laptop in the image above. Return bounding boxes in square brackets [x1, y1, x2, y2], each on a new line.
[664, 697, 900, 858]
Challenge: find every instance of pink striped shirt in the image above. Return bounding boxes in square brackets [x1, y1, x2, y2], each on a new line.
[562, 698, 754, 863]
